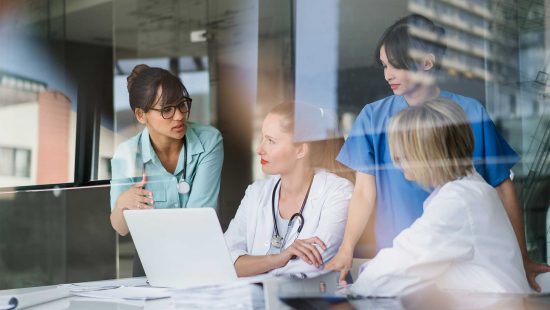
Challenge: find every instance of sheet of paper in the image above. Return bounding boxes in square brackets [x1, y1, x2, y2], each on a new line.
[71, 287, 170, 301]
[172, 282, 264, 309]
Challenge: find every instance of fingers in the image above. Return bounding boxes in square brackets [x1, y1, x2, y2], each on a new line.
[290, 240, 323, 267]
[136, 188, 153, 198]
[135, 202, 153, 210]
[525, 261, 550, 292]
[529, 276, 541, 292]
[133, 173, 148, 189]
[137, 195, 154, 205]
[339, 269, 349, 285]
[535, 263, 550, 273]
[305, 237, 327, 251]
[300, 242, 323, 265]
[287, 247, 314, 266]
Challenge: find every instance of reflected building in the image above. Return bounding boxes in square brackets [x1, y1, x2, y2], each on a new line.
[0, 72, 68, 187]
[411, 0, 550, 262]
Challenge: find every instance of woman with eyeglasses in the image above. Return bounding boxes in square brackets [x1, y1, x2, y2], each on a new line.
[110, 64, 223, 275]
[224, 102, 353, 277]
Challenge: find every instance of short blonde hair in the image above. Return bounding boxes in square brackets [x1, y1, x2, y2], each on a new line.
[388, 98, 474, 189]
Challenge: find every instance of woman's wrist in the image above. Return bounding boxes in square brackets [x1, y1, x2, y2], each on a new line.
[273, 252, 291, 268]
[339, 242, 354, 256]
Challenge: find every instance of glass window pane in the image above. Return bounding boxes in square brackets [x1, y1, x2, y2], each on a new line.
[0, 147, 13, 177]
[14, 149, 30, 178]
[0, 1, 75, 186]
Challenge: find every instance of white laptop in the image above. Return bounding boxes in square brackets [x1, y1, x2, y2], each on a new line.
[123, 208, 238, 288]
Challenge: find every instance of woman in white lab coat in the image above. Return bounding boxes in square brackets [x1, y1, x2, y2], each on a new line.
[224, 102, 354, 277]
[351, 98, 530, 296]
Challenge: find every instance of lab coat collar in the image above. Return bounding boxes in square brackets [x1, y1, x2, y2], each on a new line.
[307, 169, 327, 202]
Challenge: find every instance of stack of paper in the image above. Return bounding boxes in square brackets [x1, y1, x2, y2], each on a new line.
[59, 282, 170, 301]
[171, 282, 264, 309]
[70, 286, 170, 301]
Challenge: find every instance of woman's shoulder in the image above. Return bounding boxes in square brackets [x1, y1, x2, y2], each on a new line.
[187, 122, 222, 138]
[314, 170, 354, 193]
[360, 95, 400, 115]
[431, 173, 496, 210]
[112, 130, 143, 160]
[440, 90, 486, 114]
[187, 122, 223, 151]
[242, 176, 280, 200]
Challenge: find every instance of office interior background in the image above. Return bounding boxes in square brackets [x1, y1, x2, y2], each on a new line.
[0, 0, 549, 289]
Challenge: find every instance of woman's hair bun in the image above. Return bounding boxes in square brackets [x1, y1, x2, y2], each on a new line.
[127, 64, 150, 91]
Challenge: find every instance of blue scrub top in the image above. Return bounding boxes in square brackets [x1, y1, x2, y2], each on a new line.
[110, 122, 224, 210]
[337, 90, 519, 250]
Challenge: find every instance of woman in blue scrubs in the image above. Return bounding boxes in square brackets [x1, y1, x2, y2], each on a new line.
[325, 14, 550, 289]
[109, 64, 223, 275]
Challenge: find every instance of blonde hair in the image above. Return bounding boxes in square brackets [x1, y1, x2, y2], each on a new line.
[269, 102, 354, 182]
[388, 98, 474, 189]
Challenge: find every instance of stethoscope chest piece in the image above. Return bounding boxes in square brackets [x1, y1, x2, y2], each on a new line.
[178, 179, 191, 194]
[271, 235, 284, 248]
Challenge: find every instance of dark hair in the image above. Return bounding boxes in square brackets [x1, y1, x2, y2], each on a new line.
[374, 14, 446, 71]
[269, 102, 355, 182]
[127, 64, 191, 112]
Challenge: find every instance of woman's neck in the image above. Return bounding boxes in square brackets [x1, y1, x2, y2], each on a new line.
[404, 84, 440, 106]
[148, 128, 184, 159]
[279, 166, 315, 199]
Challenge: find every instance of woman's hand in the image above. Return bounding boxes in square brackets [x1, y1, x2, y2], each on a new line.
[325, 247, 353, 285]
[524, 258, 550, 292]
[115, 175, 154, 211]
[281, 237, 327, 268]
[110, 174, 153, 236]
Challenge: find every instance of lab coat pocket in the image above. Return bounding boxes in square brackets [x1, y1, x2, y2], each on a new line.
[150, 188, 168, 208]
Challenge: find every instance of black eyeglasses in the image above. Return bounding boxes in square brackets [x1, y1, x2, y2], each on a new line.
[148, 98, 192, 119]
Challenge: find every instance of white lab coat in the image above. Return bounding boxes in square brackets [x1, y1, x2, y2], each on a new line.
[224, 170, 353, 275]
[351, 172, 530, 297]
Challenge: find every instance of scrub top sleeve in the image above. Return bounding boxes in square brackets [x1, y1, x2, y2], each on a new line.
[350, 193, 474, 297]
[110, 157, 133, 211]
[273, 178, 353, 275]
[186, 133, 224, 209]
[478, 106, 520, 187]
[224, 185, 255, 263]
[337, 108, 376, 175]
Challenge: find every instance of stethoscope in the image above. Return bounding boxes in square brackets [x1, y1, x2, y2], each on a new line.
[141, 135, 191, 195]
[270, 177, 314, 249]
[177, 136, 191, 194]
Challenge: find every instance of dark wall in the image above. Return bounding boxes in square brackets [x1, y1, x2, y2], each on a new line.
[0, 186, 115, 289]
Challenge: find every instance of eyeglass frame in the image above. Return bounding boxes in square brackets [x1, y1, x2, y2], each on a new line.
[147, 97, 192, 119]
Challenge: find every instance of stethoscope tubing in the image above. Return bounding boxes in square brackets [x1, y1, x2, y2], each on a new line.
[271, 176, 313, 248]
[140, 135, 190, 195]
